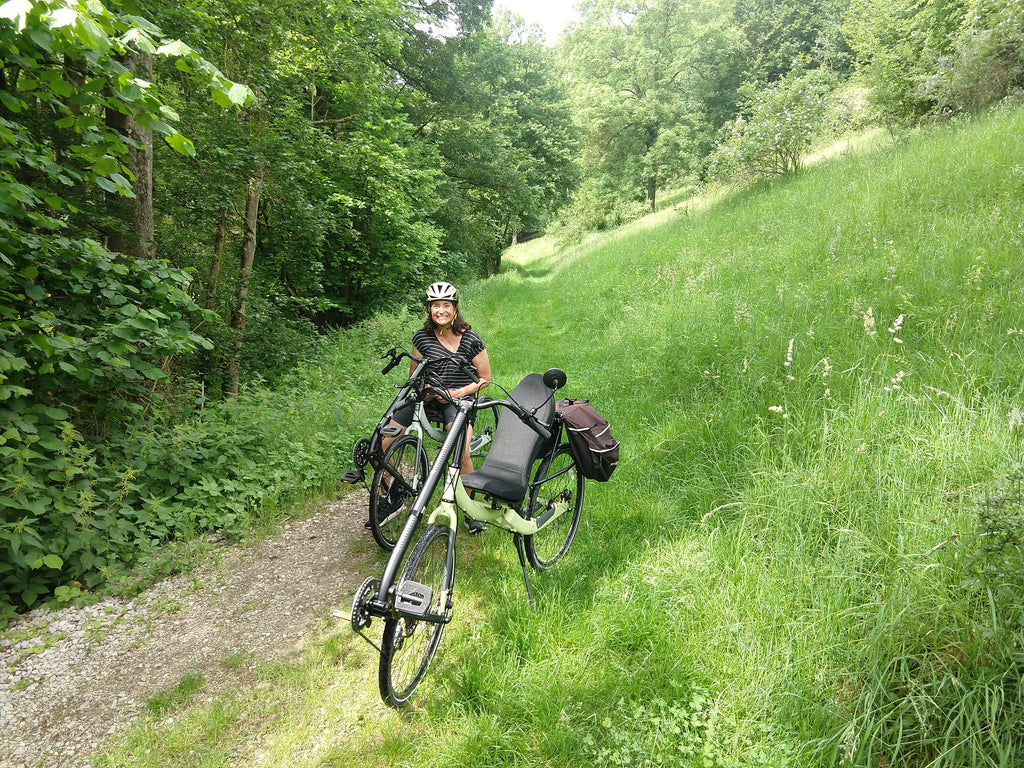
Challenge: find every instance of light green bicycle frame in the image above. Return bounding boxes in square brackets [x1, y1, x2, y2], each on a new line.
[426, 461, 571, 536]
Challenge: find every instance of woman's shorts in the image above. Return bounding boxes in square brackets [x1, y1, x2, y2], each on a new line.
[392, 397, 477, 429]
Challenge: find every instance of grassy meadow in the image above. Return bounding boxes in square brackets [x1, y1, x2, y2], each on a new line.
[95, 103, 1024, 767]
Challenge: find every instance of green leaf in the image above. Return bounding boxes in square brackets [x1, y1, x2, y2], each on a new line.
[0, 91, 24, 111]
[211, 89, 233, 109]
[109, 173, 134, 195]
[163, 133, 196, 157]
[120, 27, 157, 55]
[34, 554, 63, 569]
[36, 432, 66, 451]
[227, 83, 252, 106]
[75, 17, 112, 56]
[91, 156, 120, 176]
[155, 40, 194, 57]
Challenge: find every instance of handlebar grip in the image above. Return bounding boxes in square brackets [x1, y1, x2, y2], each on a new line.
[381, 357, 399, 375]
[522, 411, 551, 441]
[457, 355, 480, 383]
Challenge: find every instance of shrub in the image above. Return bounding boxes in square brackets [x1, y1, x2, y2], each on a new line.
[708, 70, 838, 179]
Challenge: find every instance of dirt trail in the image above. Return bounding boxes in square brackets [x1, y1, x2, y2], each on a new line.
[0, 492, 374, 768]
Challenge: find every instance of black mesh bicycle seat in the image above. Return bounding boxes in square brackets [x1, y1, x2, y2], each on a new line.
[461, 373, 554, 507]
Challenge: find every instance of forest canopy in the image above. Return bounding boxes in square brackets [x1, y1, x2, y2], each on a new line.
[1, 0, 1022, 614]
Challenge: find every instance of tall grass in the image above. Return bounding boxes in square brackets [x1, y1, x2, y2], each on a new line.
[96, 104, 1024, 767]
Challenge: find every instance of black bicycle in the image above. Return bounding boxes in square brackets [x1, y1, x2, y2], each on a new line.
[343, 347, 498, 551]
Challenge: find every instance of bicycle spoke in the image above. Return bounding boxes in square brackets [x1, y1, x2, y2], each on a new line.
[369, 435, 428, 551]
[525, 444, 584, 570]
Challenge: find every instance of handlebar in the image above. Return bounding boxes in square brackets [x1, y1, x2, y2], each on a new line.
[473, 396, 551, 441]
[379, 345, 558, 441]
[379, 346, 423, 376]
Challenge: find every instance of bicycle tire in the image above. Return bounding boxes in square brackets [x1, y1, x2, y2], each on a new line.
[524, 443, 584, 570]
[369, 435, 428, 551]
[469, 396, 499, 462]
[379, 523, 453, 707]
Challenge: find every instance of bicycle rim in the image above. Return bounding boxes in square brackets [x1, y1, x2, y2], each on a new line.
[379, 523, 452, 707]
[370, 435, 427, 551]
[525, 443, 584, 570]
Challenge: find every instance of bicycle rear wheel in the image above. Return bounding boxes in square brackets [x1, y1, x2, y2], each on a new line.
[524, 443, 584, 570]
[369, 435, 428, 551]
[379, 523, 453, 707]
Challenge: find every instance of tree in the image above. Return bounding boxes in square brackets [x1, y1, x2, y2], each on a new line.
[565, 0, 745, 210]
[0, 0, 252, 611]
[415, 16, 580, 273]
[708, 68, 837, 178]
[734, 0, 852, 84]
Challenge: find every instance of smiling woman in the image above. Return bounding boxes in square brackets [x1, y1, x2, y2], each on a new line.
[380, 281, 492, 479]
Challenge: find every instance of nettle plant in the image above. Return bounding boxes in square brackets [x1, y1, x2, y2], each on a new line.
[0, 0, 252, 618]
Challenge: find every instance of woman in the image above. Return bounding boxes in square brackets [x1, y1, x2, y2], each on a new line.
[380, 282, 491, 530]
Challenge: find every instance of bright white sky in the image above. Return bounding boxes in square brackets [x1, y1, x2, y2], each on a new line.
[492, 0, 580, 43]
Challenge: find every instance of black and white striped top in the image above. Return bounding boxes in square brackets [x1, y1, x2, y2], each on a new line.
[411, 328, 486, 390]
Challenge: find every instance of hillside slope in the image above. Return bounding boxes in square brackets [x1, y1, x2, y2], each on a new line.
[91, 103, 1024, 768]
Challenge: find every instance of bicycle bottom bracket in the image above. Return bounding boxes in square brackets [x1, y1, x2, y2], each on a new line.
[351, 576, 380, 632]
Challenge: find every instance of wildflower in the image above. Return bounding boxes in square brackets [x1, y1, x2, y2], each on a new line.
[884, 370, 906, 393]
[888, 314, 904, 344]
[863, 307, 877, 337]
[1010, 409, 1024, 432]
[768, 405, 788, 418]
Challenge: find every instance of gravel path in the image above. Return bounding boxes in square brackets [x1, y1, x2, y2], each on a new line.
[0, 492, 374, 768]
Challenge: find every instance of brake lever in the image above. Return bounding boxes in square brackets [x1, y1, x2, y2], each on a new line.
[379, 347, 400, 375]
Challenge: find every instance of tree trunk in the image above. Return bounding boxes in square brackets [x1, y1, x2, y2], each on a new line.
[647, 176, 657, 213]
[485, 245, 501, 276]
[226, 173, 262, 398]
[105, 49, 155, 259]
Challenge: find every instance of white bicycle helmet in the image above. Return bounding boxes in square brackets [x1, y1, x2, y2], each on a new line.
[425, 281, 458, 303]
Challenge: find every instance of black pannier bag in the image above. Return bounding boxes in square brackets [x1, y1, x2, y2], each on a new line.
[556, 398, 620, 482]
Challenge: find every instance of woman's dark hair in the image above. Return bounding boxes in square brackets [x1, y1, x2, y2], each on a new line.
[423, 302, 471, 335]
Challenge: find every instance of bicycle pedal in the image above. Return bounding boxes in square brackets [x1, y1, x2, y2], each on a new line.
[381, 425, 404, 437]
[341, 469, 364, 484]
[395, 580, 433, 617]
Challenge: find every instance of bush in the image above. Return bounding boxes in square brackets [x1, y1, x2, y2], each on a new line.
[708, 70, 838, 179]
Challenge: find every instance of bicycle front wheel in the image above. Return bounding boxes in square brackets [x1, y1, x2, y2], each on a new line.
[524, 443, 584, 570]
[379, 523, 453, 707]
[369, 435, 428, 551]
